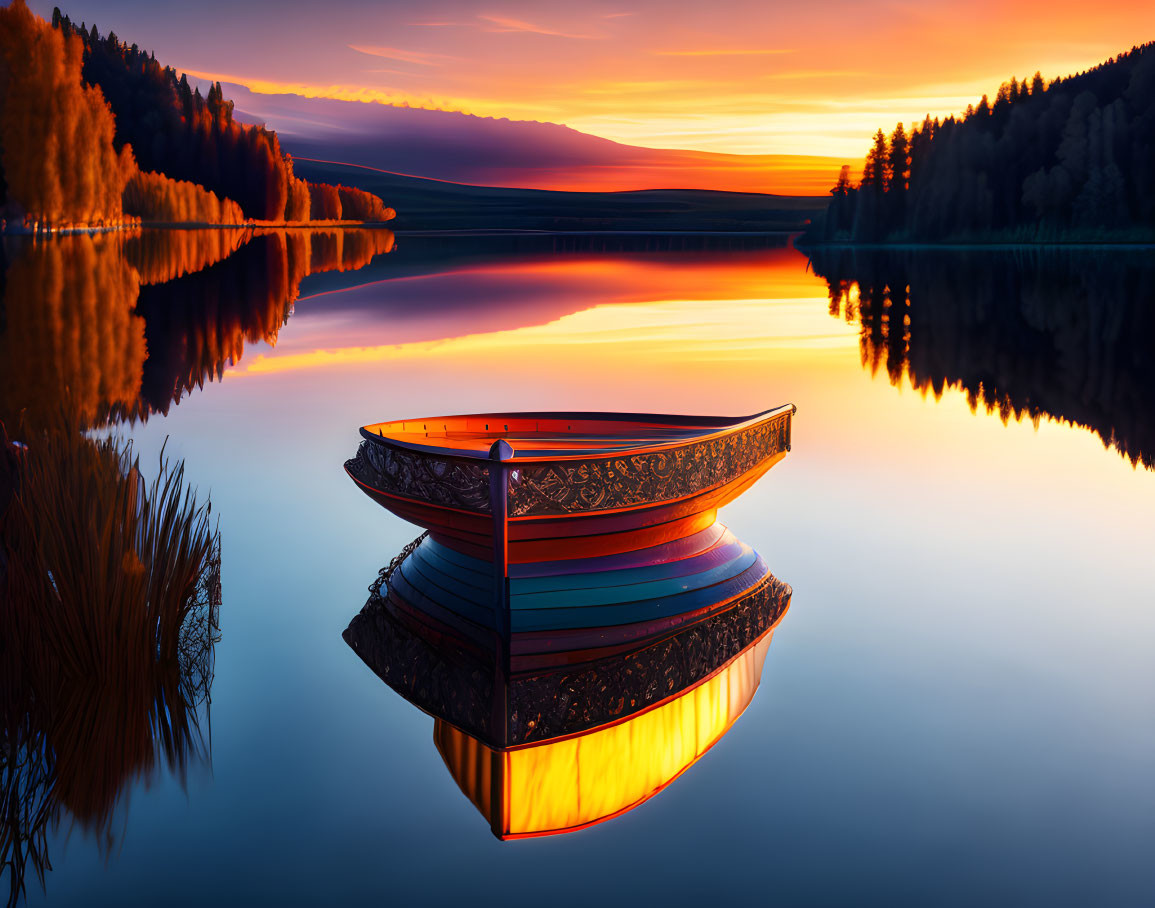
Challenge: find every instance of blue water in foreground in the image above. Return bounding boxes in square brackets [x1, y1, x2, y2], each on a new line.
[22, 235, 1155, 906]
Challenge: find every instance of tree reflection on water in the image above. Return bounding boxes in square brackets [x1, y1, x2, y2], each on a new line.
[0, 225, 395, 904]
[0, 227, 396, 430]
[807, 246, 1155, 469]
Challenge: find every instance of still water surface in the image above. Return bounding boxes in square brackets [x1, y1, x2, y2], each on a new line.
[5, 231, 1154, 905]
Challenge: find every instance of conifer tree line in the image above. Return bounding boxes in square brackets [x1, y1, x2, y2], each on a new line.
[0, 1, 393, 229]
[811, 43, 1155, 242]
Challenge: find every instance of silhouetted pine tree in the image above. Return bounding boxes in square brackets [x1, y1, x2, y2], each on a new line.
[806, 43, 1155, 242]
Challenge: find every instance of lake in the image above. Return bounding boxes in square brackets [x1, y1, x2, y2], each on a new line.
[2, 229, 1153, 906]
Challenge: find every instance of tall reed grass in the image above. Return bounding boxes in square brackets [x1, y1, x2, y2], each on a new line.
[0, 420, 220, 906]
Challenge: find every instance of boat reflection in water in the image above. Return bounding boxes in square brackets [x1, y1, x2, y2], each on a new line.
[347, 555, 789, 838]
[343, 407, 795, 838]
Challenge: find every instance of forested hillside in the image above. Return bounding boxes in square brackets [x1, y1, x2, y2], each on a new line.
[55, 7, 306, 222]
[0, 1, 392, 230]
[808, 43, 1155, 243]
[53, 6, 393, 224]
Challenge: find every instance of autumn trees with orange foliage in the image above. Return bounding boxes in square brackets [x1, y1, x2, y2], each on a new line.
[337, 185, 396, 222]
[0, 0, 132, 228]
[308, 182, 342, 221]
[54, 7, 393, 224]
[0, 1, 394, 229]
[286, 175, 311, 223]
[307, 181, 396, 222]
[124, 170, 244, 225]
[0, 0, 238, 228]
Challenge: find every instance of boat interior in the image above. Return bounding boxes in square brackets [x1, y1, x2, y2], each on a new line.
[360, 410, 777, 458]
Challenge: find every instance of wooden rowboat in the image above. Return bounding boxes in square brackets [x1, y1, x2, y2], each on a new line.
[342, 407, 798, 838]
[344, 406, 794, 566]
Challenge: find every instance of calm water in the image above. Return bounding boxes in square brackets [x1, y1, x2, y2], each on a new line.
[3, 230, 1154, 905]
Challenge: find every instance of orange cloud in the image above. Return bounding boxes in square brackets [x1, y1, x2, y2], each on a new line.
[177, 68, 551, 119]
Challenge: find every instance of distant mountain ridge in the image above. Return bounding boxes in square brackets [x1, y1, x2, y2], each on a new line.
[290, 158, 825, 232]
[219, 83, 844, 196]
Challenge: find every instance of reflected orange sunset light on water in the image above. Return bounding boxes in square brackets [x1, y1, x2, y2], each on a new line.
[436, 633, 775, 839]
[3, 0, 1155, 898]
[238, 244, 851, 376]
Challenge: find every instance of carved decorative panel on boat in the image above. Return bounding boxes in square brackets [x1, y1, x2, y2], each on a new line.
[347, 439, 492, 513]
[507, 411, 791, 517]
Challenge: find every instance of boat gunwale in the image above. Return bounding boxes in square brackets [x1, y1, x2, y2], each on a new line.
[356, 404, 795, 464]
[345, 449, 783, 525]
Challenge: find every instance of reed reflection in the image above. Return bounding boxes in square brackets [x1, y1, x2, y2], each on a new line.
[0, 419, 221, 906]
[807, 247, 1155, 469]
[0, 227, 396, 429]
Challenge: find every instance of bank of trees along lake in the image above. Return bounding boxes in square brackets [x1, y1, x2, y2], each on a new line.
[0, 1, 394, 231]
[811, 43, 1155, 243]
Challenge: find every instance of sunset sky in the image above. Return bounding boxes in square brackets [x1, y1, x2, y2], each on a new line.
[31, 0, 1155, 158]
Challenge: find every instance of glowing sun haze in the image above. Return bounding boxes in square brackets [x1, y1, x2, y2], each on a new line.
[31, 0, 1155, 158]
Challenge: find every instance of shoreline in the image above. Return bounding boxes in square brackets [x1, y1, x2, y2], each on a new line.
[390, 228, 801, 237]
[0, 219, 397, 237]
[798, 240, 1155, 250]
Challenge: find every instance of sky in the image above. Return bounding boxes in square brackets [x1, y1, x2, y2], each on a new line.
[32, 0, 1155, 158]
